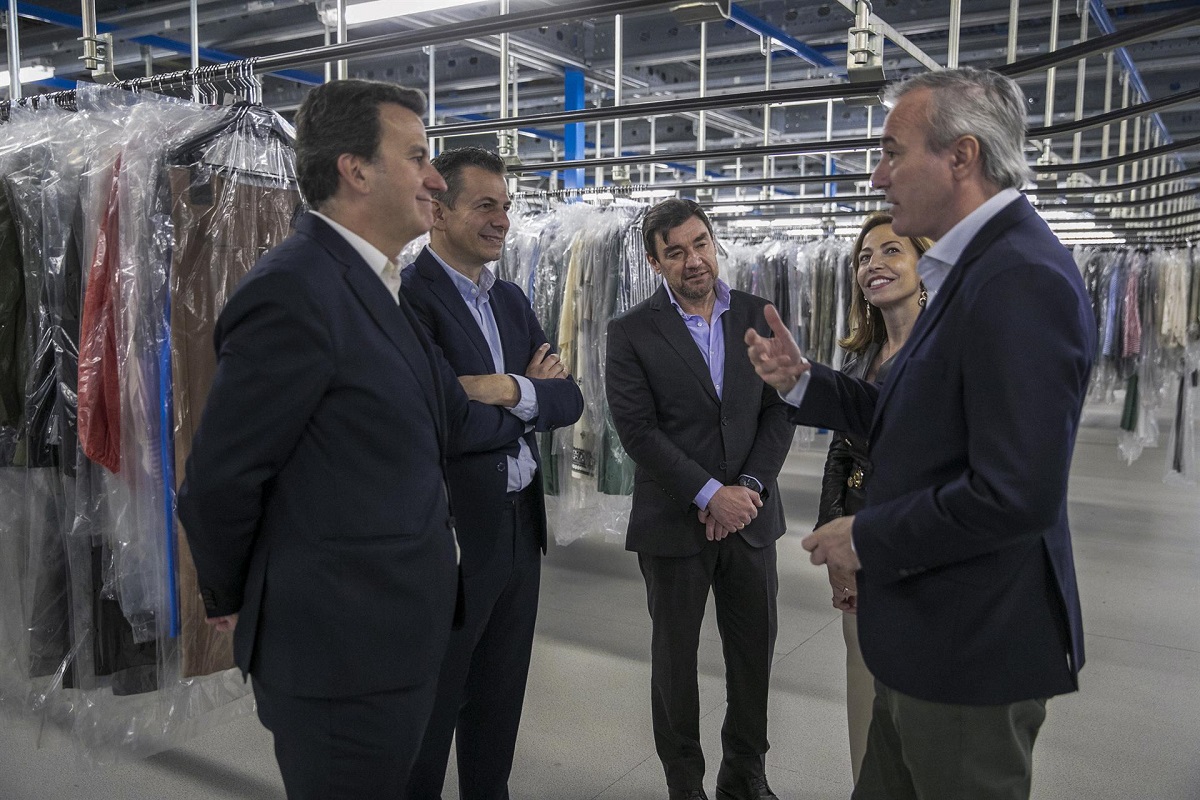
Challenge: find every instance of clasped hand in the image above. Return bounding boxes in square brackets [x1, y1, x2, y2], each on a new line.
[696, 485, 763, 541]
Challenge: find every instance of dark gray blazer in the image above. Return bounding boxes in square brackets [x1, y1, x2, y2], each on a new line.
[606, 285, 794, 557]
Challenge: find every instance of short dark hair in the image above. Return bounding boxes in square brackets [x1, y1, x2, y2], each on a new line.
[641, 198, 715, 260]
[431, 147, 506, 208]
[294, 79, 427, 208]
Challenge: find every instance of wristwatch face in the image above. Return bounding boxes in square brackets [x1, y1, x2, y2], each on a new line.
[738, 476, 758, 490]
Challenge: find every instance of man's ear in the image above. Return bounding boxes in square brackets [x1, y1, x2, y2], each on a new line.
[336, 153, 370, 195]
[646, 254, 661, 274]
[950, 134, 982, 179]
[430, 198, 448, 231]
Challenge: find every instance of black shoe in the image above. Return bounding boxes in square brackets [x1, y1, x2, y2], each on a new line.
[668, 789, 710, 800]
[715, 774, 779, 800]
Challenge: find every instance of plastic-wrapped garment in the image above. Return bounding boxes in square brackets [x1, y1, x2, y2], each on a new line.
[543, 202, 641, 543]
[1165, 344, 1199, 486]
[77, 158, 122, 473]
[166, 105, 300, 679]
[111, 96, 228, 644]
[0, 174, 25, 433]
[1157, 249, 1191, 350]
[1189, 245, 1200, 340]
[3, 109, 81, 691]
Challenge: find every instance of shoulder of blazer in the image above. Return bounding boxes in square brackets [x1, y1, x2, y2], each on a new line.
[400, 245, 444, 288]
[612, 285, 666, 325]
[956, 194, 1037, 269]
[292, 212, 364, 273]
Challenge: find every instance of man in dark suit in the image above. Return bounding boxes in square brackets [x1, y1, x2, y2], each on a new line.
[747, 68, 1096, 800]
[605, 199, 794, 800]
[177, 80, 526, 800]
[400, 147, 583, 800]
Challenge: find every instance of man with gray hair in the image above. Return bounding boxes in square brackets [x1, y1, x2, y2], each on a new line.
[746, 67, 1095, 799]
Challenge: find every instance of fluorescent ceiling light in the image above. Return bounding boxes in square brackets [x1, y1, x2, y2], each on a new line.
[630, 188, 676, 199]
[1058, 236, 1126, 245]
[0, 65, 55, 85]
[320, 0, 485, 26]
[711, 204, 756, 214]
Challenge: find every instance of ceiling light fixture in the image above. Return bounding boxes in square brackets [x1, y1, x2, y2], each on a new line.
[319, 0, 485, 27]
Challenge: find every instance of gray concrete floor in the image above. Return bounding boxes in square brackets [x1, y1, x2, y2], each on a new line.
[1, 417, 1198, 799]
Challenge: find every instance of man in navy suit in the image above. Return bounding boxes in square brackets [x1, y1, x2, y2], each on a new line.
[747, 68, 1096, 800]
[178, 81, 526, 800]
[401, 147, 583, 800]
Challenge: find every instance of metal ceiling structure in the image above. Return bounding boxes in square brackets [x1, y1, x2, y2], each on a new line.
[4, 0, 1199, 241]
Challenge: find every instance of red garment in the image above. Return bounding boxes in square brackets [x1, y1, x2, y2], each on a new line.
[77, 160, 122, 473]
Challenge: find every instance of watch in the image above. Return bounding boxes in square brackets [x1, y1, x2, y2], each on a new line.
[737, 474, 764, 495]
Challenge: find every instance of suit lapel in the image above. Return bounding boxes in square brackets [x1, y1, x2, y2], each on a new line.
[720, 294, 755, 410]
[650, 286, 720, 405]
[300, 214, 441, 428]
[489, 283, 527, 374]
[416, 248, 496, 371]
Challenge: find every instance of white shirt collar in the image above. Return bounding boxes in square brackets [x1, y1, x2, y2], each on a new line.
[309, 210, 396, 279]
[923, 187, 1021, 268]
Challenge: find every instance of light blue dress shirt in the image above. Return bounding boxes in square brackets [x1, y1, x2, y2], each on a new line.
[428, 246, 539, 493]
[662, 278, 742, 511]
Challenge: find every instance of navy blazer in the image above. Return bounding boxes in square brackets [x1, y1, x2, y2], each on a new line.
[178, 213, 524, 698]
[400, 247, 583, 575]
[792, 196, 1096, 705]
[606, 286, 794, 557]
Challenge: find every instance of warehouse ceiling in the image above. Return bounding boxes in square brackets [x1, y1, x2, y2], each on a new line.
[7, 0, 1200, 233]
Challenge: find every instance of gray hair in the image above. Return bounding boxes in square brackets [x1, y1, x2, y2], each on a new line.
[884, 67, 1033, 190]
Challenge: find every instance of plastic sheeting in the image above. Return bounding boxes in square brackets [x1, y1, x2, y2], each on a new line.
[1075, 244, 1200, 469]
[0, 84, 300, 761]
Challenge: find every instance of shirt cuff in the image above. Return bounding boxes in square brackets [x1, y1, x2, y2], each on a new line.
[507, 374, 538, 421]
[694, 478, 722, 511]
[781, 369, 812, 407]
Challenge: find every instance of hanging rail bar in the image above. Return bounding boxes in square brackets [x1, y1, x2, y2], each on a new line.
[1037, 87, 1200, 139]
[996, 7, 1200, 78]
[1036, 134, 1200, 173]
[429, 82, 887, 137]
[1035, 165, 1200, 195]
[506, 136, 879, 174]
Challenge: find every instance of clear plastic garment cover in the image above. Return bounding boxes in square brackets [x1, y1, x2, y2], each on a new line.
[0, 83, 300, 758]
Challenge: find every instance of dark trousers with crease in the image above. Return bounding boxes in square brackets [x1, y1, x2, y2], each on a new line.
[406, 481, 542, 800]
[253, 674, 438, 800]
[853, 679, 1047, 800]
[638, 535, 778, 792]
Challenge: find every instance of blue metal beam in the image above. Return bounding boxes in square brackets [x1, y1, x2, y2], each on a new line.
[726, 3, 836, 70]
[1087, 0, 1171, 144]
[17, 2, 323, 86]
[563, 68, 586, 190]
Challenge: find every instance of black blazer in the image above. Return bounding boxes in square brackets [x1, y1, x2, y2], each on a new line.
[792, 196, 1096, 705]
[177, 213, 524, 698]
[400, 247, 583, 575]
[606, 285, 794, 556]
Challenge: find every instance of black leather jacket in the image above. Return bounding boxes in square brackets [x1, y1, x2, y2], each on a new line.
[816, 342, 885, 528]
